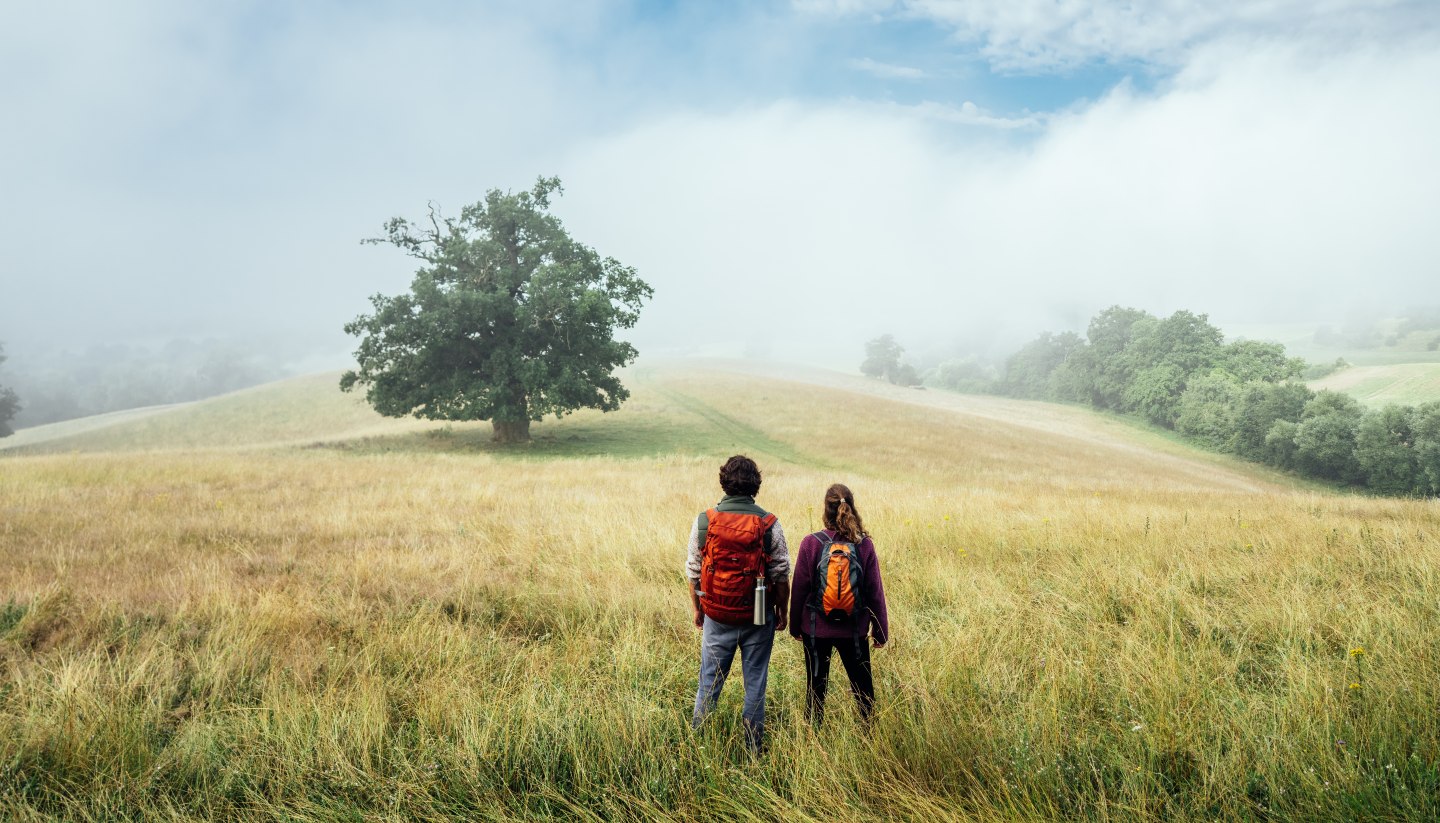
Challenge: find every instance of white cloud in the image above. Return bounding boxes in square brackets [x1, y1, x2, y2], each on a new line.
[849, 56, 928, 79]
[812, 0, 1440, 70]
[909, 100, 1042, 129]
[561, 39, 1440, 364]
[3, 2, 1438, 372]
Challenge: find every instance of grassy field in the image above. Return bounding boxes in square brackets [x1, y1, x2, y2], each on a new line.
[1226, 322, 1440, 369]
[2, 363, 1438, 821]
[1309, 363, 1440, 409]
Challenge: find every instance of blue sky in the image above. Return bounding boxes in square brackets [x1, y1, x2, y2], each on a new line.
[2, 1, 1439, 367]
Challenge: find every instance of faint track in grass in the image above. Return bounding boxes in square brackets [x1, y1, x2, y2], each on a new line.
[648, 381, 838, 470]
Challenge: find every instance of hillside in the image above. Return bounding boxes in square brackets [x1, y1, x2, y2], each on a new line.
[0, 372, 415, 453]
[1309, 362, 1440, 408]
[1, 362, 1293, 495]
[3, 361, 1436, 821]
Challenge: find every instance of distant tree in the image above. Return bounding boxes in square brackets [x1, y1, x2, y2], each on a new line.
[1075, 305, 1154, 410]
[1119, 310, 1225, 425]
[0, 342, 18, 437]
[861, 335, 904, 381]
[1264, 419, 1301, 469]
[1231, 381, 1313, 459]
[1412, 402, 1440, 496]
[1219, 340, 1305, 384]
[341, 177, 653, 443]
[1174, 371, 1242, 449]
[1001, 331, 1082, 399]
[1302, 357, 1350, 380]
[1292, 391, 1365, 483]
[1123, 362, 1186, 426]
[932, 357, 995, 394]
[892, 362, 922, 387]
[1354, 405, 1423, 495]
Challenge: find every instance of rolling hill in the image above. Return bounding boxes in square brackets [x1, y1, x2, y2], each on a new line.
[1309, 361, 1440, 408]
[1, 361, 1292, 495]
[2, 361, 1436, 821]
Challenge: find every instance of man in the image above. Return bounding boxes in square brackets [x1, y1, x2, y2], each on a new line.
[687, 454, 790, 753]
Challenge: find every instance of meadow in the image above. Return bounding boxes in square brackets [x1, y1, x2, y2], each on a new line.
[1310, 363, 1440, 410]
[2, 363, 1438, 821]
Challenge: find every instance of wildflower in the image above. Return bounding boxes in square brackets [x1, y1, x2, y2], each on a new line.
[1348, 682, 1361, 691]
[1131, 724, 1144, 732]
[1336, 739, 1346, 748]
[1349, 646, 1366, 659]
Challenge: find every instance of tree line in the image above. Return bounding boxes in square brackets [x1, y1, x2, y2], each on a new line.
[0, 339, 285, 435]
[995, 307, 1440, 496]
[864, 308, 1440, 497]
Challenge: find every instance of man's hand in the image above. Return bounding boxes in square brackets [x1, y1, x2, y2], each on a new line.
[771, 580, 789, 633]
[689, 580, 704, 630]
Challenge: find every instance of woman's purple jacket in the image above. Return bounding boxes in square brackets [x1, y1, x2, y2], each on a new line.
[788, 529, 889, 644]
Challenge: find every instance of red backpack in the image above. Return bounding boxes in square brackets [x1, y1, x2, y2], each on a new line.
[698, 508, 776, 625]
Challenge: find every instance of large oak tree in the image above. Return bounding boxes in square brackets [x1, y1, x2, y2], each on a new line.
[341, 178, 652, 443]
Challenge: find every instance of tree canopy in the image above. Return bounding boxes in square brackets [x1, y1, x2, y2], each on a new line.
[860, 334, 920, 386]
[991, 305, 1440, 497]
[340, 177, 653, 443]
[0, 342, 19, 438]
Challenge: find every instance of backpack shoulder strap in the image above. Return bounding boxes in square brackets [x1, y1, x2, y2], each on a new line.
[756, 513, 777, 562]
[698, 509, 717, 552]
[814, 530, 834, 548]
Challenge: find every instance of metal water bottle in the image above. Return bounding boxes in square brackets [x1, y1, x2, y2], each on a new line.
[752, 577, 768, 625]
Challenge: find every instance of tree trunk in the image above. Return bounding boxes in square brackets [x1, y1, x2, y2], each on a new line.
[491, 418, 531, 443]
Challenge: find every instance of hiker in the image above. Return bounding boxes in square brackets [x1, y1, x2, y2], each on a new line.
[789, 483, 888, 726]
[687, 455, 790, 752]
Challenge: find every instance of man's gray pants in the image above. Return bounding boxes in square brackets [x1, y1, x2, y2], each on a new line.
[692, 613, 775, 751]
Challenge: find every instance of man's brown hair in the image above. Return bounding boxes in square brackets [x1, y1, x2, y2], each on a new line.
[719, 455, 762, 497]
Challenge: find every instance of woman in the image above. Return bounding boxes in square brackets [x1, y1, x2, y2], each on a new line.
[789, 483, 889, 726]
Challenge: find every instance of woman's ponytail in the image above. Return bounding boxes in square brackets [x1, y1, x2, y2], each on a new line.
[823, 483, 866, 544]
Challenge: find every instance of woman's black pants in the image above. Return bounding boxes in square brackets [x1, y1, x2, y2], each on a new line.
[802, 634, 874, 725]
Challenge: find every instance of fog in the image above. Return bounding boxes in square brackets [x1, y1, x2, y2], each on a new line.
[3, 1, 1439, 391]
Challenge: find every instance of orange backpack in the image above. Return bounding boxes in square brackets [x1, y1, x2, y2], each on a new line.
[810, 532, 863, 624]
[698, 508, 777, 625]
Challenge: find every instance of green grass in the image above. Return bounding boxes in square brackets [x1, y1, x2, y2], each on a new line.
[1309, 363, 1440, 408]
[3, 363, 1439, 821]
[1226, 322, 1440, 368]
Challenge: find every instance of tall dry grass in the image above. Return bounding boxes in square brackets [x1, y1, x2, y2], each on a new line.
[1, 367, 1437, 820]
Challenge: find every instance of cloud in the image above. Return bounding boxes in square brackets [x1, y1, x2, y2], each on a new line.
[909, 100, 1042, 129]
[561, 38, 1440, 364]
[849, 56, 927, 79]
[2, 2, 1438, 375]
[808, 0, 1440, 71]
